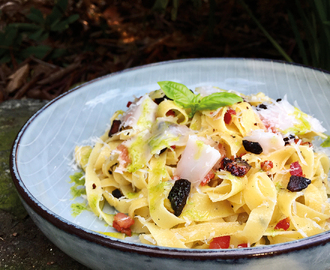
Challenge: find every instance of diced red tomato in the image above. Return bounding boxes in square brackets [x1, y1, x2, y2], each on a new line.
[166, 110, 176, 117]
[224, 108, 236, 124]
[261, 160, 273, 172]
[117, 144, 131, 168]
[290, 161, 304, 176]
[113, 213, 135, 236]
[237, 243, 248, 248]
[274, 217, 290, 231]
[200, 171, 215, 186]
[209, 235, 231, 249]
[171, 145, 176, 149]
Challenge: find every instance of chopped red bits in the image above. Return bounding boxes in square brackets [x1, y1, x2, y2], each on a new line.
[224, 108, 236, 124]
[261, 160, 273, 172]
[126, 101, 132, 107]
[274, 217, 290, 231]
[237, 243, 248, 248]
[166, 110, 176, 117]
[290, 161, 304, 176]
[171, 145, 176, 149]
[209, 235, 231, 249]
[294, 139, 312, 147]
[113, 213, 135, 236]
[200, 171, 215, 186]
[108, 119, 121, 137]
[117, 144, 131, 168]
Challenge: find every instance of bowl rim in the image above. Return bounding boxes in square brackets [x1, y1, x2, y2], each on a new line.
[10, 57, 330, 260]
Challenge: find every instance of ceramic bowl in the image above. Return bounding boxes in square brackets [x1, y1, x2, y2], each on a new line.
[10, 58, 330, 270]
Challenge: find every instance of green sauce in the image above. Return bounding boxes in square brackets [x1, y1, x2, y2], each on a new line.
[69, 172, 86, 199]
[71, 202, 88, 217]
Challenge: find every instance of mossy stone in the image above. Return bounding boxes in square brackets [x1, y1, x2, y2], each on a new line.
[0, 99, 48, 219]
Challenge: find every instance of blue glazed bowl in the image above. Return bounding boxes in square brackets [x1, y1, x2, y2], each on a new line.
[10, 58, 330, 270]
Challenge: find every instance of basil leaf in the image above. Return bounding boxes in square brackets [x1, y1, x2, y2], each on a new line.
[158, 81, 195, 108]
[321, 135, 330, 147]
[197, 92, 243, 111]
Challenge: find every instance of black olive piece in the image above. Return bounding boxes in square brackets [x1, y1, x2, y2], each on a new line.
[258, 104, 267, 110]
[154, 95, 172, 104]
[112, 188, 123, 199]
[168, 179, 191, 217]
[242, 140, 263, 154]
[221, 157, 233, 169]
[283, 134, 296, 145]
[287, 175, 311, 192]
[225, 157, 251, 177]
[108, 120, 121, 137]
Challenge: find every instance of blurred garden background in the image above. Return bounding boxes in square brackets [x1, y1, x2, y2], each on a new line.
[1, 0, 329, 102]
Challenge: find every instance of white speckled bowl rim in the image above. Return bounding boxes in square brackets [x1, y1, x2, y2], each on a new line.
[10, 58, 330, 260]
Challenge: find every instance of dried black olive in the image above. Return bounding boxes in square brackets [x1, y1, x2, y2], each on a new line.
[108, 120, 121, 137]
[257, 104, 267, 110]
[225, 157, 251, 177]
[221, 157, 233, 169]
[283, 134, 295, 145]
[112, 188, 123, 198]
[287, 175, 311, 192]
[168, 179, 191, 216]
[154, 95, 172, 104]
[242, 140, 263, 154]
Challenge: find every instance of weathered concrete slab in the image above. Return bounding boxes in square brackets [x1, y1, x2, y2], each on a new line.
[0, 99, 89, 269]
[0, 99, 48, 218]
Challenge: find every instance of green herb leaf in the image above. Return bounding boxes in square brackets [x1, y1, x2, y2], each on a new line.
[321, 135, 330, 147]
[158, 81, 195, 108]
[197, 92, 243, 111]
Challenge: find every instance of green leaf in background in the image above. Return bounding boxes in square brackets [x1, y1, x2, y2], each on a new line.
[197, 92, 243, 111]
[0, 54, 11, 64]
[26, 7, 45, 24]
[67, 14, 79, 24]
[46, 0, 67, 25]
[28, 28, 48, 41]
[20, 45, 52, 59]
[158, 81, 195, 108]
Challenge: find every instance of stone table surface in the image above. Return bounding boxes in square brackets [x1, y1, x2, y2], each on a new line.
[0, 99, 89, 270]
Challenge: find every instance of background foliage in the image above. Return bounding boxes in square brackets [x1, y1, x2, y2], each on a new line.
[0, 0, 328, 102]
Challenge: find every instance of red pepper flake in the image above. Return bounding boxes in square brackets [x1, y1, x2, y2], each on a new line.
[171, 145, 176, 149]
[261, 160, 273, 172]
[209, 235, 231, 249]
[92, 183, 96, 189]
[274, 217, 290, 231]
[237, 243, 248, 248]
[113, 213, 135, 236]
[290, 161, 304, 176]
[224, 108, 236, 124]
[200, 171, 215, 186]
[126, 101, 133, 107]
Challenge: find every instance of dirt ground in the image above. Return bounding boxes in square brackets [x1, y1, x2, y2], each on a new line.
[0, 0, 300, 102]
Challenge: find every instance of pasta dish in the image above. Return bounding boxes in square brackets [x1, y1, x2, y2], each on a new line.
[73, 81, 330, 249]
